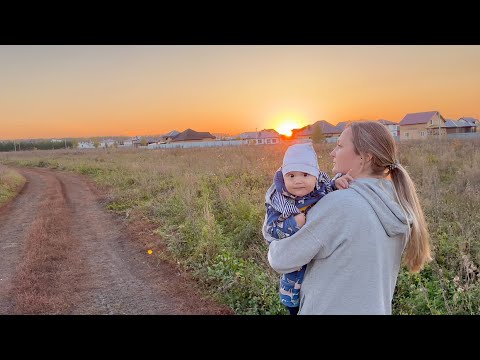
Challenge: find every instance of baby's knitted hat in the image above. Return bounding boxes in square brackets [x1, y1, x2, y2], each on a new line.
[281, 143, 320, 178]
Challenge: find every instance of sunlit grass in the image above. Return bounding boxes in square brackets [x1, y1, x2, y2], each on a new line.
[1, 138, 479, 314]
[0, 165, 26, 206]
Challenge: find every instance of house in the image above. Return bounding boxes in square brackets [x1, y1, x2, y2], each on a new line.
[444, 118, 479, 139]
[377, 119, 400, 140]
[291, 120, 342, 143]
[458, 117, 479, 131]
[171, 129, 216, 142]
[158, 130, 180, 143]
[332, 119, 399, 141]
[77, 141, 95, 149]
[99, 139, 117, 148]
[142, 137, 159, 146]
[238, 129, 280, 145]
[121, 136, 141, 148]
[335, 121, 351, 132]
[398, 111, 447, 140]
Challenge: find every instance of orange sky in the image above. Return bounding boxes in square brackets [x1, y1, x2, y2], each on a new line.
[1, 45, 479, 140]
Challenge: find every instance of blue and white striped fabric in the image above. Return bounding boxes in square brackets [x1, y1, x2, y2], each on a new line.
[270, 190, 301, 218]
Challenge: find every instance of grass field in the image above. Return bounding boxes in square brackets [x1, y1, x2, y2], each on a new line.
[0, 165, 26, 207]
[1, 137, 479, 314]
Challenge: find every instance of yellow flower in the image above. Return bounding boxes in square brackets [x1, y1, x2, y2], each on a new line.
[147, 249, 153, 255]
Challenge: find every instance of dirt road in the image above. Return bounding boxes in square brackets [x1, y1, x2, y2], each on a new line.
[0, 167, 233, 315]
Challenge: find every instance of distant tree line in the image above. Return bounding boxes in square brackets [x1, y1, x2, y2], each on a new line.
[0, 141, 73, 152]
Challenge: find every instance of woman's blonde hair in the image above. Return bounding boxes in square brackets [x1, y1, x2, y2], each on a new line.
[348, 121, 432, 272]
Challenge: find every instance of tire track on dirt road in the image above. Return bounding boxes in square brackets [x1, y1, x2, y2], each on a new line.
[0, 168, 49, 313]
[0, 167, 233, 315]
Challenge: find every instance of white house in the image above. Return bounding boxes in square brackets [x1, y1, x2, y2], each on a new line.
[77, 141, 95, 149]
[377, 119, 400, 140]
[121, 136, 141, 148]
[238, 129, 281, 145]
[99, 139, 117, 148]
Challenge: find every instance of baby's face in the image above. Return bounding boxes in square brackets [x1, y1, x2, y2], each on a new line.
[283, 171, 317, 197]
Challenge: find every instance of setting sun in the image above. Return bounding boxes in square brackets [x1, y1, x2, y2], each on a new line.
[276, 121, 302, 137]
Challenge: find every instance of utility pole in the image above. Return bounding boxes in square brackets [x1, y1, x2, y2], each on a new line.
[65, 138, 67, 149]
[13, 139, 16, 152]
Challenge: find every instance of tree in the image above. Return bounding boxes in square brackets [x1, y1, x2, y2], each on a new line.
[311, 125, 325, 144]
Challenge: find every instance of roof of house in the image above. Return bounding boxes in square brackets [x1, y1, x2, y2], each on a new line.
[239, 129, 280, 139]
[445, 119, 476, 128]
[377, 119, 397, 125]
[172, 129, 216, 142]
[335, 121, 351, 132]
[445, 120, 457, 127]
[459, 117, 479, 125]
[399, 111, 440, 126]
[335, 119, 397, 132]
[144, 137, 158, 143]
[125, 136, 141, 142]
[293, 120, 341, 136]
[164, 130, 180, 137]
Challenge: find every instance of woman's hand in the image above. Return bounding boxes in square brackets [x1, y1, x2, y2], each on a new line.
[335, 169, 354, 189]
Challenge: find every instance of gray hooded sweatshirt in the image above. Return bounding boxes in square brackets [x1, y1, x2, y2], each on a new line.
[264, 177, 411, 315]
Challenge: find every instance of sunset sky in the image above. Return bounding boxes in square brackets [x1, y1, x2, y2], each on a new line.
[1, 45, 479, 140]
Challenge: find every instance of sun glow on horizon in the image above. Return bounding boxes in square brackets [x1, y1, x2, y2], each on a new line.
[275, 119, 303, 137]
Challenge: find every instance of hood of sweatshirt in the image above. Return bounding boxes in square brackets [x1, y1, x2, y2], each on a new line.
[349, 177, 411, 238]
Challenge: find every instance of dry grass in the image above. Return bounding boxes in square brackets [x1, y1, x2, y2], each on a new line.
[1, 138, 479, 314]
[0, 165, 26, 207]
[9, 174, 81, 314]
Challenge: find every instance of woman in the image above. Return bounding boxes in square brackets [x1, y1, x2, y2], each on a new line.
[264, 121, 432, 314]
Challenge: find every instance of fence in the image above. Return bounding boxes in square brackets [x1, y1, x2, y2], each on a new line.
[148, 140, 246, 149]
[447, 132, 480, 140]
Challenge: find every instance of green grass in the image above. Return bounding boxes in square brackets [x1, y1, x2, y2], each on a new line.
[1, 138, 479, 314]
[0, 166, 26, 207]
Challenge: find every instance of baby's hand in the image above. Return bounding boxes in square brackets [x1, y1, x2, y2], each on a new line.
[334, 169, 354, 190]
[294, 213, 306, 228]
